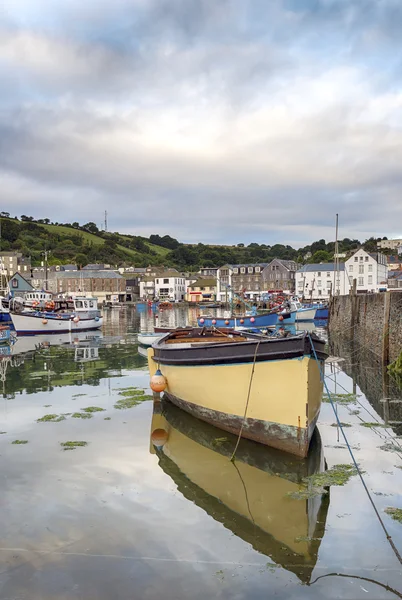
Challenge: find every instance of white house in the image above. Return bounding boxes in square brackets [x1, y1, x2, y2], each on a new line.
[296, 263, 350, 300]
[216, 264, 234, 303]
[139, 276, 155, 300]
[155, 271, 186, 302]
[345, 249, 388, 293]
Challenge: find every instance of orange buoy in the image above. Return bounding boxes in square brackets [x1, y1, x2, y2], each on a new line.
[151, 428, 169, 448]
[42, 319, 48, 325]
[279, 315, 284, 321]
[150, 369, 167, 393]
[73, 316, 80, 323]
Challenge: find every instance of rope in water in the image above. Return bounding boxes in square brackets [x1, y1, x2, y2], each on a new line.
[230, 339, 261, 462]
[308, 332, 402, 566]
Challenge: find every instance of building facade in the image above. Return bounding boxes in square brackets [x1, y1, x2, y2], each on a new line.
[345, 249, 388, 293]
[139, 276, 156, 300]
[0, 252, 31, 276]
[377, 238, 402, 251]
[155, 272, 186, 301]
[296, 263, 349, 299]
[262, 259, 297, 292]
[185, 278, 217, 303]
[54, 270, 126, 302]
[231, 263, 267, 299]
[216, 264, 233, 303]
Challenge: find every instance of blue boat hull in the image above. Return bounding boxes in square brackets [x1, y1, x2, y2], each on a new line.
[198, 311, 296, 328]
[315, 307, 328, 319]
[0, 313, 12, 324]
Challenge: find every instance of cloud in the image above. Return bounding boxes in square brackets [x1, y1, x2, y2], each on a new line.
[0, 0, 401, 246]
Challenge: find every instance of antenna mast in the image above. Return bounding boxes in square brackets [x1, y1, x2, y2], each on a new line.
[104, 210, 108, 232]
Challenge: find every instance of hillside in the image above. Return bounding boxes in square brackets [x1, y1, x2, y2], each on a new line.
[0, 214, 388, 270]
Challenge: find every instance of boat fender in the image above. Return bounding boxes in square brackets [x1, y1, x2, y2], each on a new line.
[42, 319, 48, 325]
[73, 316, 80, 323]
[150, 369, 167, 393]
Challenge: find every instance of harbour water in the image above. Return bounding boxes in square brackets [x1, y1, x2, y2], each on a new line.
[1, 306, 401, 599]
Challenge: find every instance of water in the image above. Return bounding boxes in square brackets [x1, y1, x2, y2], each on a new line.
[1, 306, 401, 599]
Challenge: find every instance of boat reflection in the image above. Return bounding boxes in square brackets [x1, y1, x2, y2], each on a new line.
[150, 400, 329, 583]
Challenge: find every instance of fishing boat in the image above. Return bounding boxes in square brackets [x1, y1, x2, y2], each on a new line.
[10, 296, 103, 335]
[148, 328, 327, 457]
[197, 309, 295, 329]
[0, 297, 12, 324]
[150, 400, 329, 583]
[0, 326, 14, 345]
[315, 305, 329, 319]
[290, 301, 317, 322]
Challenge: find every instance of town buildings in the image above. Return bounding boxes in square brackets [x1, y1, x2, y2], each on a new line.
[186, 278, 217, 303]
[154, 272, 186, 302]
[262, 259, 297, 292]
[0, 252, 31, 275]
[53, 270, 126, 302]
[216, 264, 233, 303]
[345, 249, 388, 293]
[377, 238, 402, 252]
[231, 263, 268, 299]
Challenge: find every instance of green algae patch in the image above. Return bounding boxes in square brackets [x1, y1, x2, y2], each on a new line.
[360, 422, 387, 429]
[12, 440, 28, 445]
[72, 412, 93, 419]
[118, 388, 145, 397]
[385, 507, 402, 523]
[212, 437, 229, 447]
[287, 464, 359, 500]
[114, 391, 153, 409]
[60, 441, 88, 451]
[81, 406, 105, 413]
[380, 442, 402, 454]
[72, 393, 87, 398]
[104, 417, 111, 421]
[330, 422, 351, 428]
[43, 404, 52, 408]
[0, 431, 6, 434]
[37, 414, 66, 423]
[323, 393, 359, 404]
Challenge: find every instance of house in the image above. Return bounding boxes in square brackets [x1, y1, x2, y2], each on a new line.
[154, 271, 186, 302]
[186, 278, 217, 303]
[83, 263, 111, 271]
[262, 259, 298, 292]
[139, 276, 156, 300]
[345, 249, 388, 293]
[125, 278, 140, 301]
[54, 270, 126, 302]
[387, 256, 402, 271]
[0, 252, 31, 276]
[295, 263, 349, 299]
[199, 267, 219, 278]
[377, 238, 402, 251]
[231, 264, 268, 299]
[7, 272, 35, 296]
[216, 264, 233, 303]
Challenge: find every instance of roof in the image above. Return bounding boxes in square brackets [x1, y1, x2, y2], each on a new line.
[387, 256, 402, 264]
[157, 271, 185, 278]
[83, 264, 111, 270]
[297, 263, 345, 273]
[232, 263, 268, 269]
[55, 270, 124, 279]
[61, 264, 78, 271]
[267, 259, 297, 270]
[188, 278, 217, 288]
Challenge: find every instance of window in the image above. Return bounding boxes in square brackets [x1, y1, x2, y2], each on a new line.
[358, 277, 364, 286]
[360, 256, 363, 261]
[368, 264, 373, 272]
[354, 257, 358, 262]
[248, 267, 253, 273]
[358, 264, 364, 274]
[255, 266, 260, 273]
[318, 290, 322, 296]
[156, 279, 159, 284]
[368, 275, 373, 284]
[317, 280, 322, 287]
[327, 272, 331, 277]
[163, 278, 169, 284]
[349, 264, 353, 272]
[317, 271, 321, 277]
[76, 301, 83, 308]
[365, 256, 369, 262]
[233, 268, 238, 274]
[240, 267, 246, 274]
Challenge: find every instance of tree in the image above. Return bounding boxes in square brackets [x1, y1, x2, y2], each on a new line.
[72, 222, 79, 229]
[309, 250, 332, 263]
[82, 222, 99, 234]
[76, 253, 88, 269]
[0, 212, 10, 218]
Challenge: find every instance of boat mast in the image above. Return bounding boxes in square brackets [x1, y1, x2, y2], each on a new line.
[334, 213, 339, 296]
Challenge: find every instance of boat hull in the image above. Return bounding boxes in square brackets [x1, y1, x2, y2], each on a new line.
[138, 333, 163, 346]
[295, 307, 317, 322]
[11, 313, 103, 335]
[315, 307, 328, 319]
[198, 311, 296, 328]
[148, 341, 324, 457]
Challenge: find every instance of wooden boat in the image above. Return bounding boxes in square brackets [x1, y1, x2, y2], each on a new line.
[137, 332, 164, 346]
[10, 297, 103, 335]
[150, 400, 329, 583]
[148, 328, 327, 457]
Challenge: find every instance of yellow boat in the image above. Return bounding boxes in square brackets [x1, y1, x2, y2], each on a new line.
[150, 400, 329, 583]
[148, 328, 327, 457]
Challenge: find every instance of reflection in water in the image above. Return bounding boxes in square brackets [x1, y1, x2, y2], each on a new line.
[330, 336, 402, 437]
[150, 400, 329, 584]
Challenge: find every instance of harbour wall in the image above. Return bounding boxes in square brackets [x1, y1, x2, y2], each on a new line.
[329, 291, 402, 364]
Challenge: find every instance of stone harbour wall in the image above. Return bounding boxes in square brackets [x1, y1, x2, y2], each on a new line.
[329, 291, 402, 364]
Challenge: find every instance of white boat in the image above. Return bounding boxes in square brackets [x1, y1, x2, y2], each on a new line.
[137, 332, 164, 346]
[10, 296, 103, 335]
[290, 301, 317, 322]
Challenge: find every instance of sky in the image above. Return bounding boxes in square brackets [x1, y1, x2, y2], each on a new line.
[1, 0, 402, 248]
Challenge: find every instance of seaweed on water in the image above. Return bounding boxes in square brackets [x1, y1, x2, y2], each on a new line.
[384, 507, 402, 524]
[118, 389, 145, 397]
[114, 393, 153, 409]
[286, 464, 360, 500]
[330, 422, 352, 428]
[60, 441, 88, 451]
[12, 440, 28, 445]
[37, 414, 66, 423]
[72, 394, 87, 398]
[360, 422, 387, 429]
[379, 442, 402, 454]
[71, 412, 93, 419]
[322, 393, 360, 404]
[104, 417, 111, 421]
[81, 406, 105, 413]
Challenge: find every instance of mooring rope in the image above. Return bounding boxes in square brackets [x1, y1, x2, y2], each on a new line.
[308, 332, 402, 566]
[230, 339, 261, 462]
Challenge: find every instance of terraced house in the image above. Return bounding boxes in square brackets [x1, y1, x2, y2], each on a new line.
[231, 264, 268, 299]
[262, 259, 298, 292]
